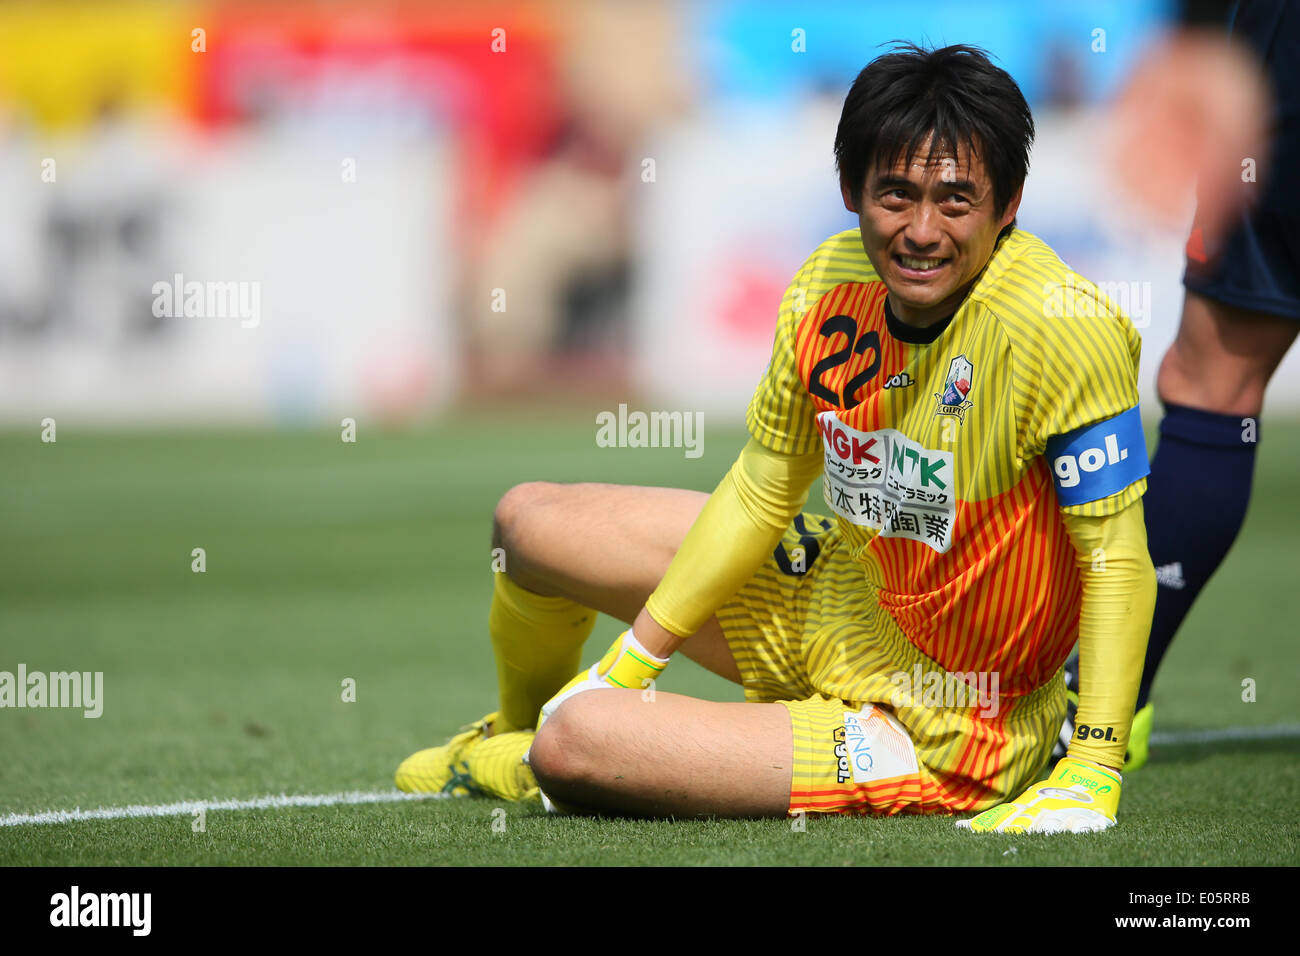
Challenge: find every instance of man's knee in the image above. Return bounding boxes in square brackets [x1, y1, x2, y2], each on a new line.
[492, 481, 557, 553]
[528, 695, 604, 798]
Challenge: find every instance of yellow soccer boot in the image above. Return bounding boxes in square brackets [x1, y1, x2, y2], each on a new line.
[395, 713, 498, 796]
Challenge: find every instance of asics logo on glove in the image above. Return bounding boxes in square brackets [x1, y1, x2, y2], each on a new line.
[957, 757, 1122, 834]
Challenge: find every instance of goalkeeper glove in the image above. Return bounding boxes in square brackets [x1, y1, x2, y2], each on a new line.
[956, 756, 1121, 833]
[537, 628, 669, 728]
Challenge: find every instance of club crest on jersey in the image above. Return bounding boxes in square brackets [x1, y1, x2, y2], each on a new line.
[934, 355, 974, 424]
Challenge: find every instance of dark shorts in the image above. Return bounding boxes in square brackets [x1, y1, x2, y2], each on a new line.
[1183, 0, 1300, 321]
[1184, 210, 1300, 320]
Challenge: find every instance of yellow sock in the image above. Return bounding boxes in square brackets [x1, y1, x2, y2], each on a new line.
[466, 730, 539, 801]
[489, 572, 596, 733]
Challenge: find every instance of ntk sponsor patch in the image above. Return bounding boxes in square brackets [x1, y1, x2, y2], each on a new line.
[817, 411, 956, 552]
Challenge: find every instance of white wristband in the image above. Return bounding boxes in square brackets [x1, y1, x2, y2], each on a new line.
[622, 627, 671, 666]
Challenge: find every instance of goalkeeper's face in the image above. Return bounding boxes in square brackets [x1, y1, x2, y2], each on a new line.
[843, 135, 1022, 328]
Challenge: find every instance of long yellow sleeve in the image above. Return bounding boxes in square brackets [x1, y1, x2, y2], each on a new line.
[1060, 502, 1157, 768]
[644, 438, 823, 638]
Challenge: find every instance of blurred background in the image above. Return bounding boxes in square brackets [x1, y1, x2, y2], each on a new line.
[5, 0, 1294, 425]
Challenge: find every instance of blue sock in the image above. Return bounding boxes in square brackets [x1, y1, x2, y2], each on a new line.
[1137, 403, 1258, 708]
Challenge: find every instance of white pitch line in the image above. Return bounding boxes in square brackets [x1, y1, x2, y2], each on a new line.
[0, 788, 447, 828]
[3, 723, 1298, 829]
[1149, 723, 1300, 746]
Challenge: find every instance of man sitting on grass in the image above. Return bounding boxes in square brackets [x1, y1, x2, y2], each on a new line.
[397, 43, 1155, 832]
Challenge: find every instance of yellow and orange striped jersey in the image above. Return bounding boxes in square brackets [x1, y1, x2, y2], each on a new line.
[747, 227, 1147, 695]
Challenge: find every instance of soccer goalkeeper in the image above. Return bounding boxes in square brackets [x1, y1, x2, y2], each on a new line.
[396, 43, 1156, 833]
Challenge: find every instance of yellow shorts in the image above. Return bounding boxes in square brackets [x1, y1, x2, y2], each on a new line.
[715, 514, 1065, 816]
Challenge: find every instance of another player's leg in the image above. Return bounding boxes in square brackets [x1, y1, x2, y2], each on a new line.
[396, 481, 742, 797]
[1142, 292, 1296, 687]
[1133, 292, 1295, 759]
[528, 688, 793, 817]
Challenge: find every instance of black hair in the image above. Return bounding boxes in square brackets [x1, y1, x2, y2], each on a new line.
[834, 43, 1034, 216]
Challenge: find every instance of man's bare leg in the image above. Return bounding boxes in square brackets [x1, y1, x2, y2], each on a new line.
[397, 479, 766, 796]
[528, 688, 793, 817]
[493, 481, 742, 684]
[484, 481, 798, 816]
[490, 482, 797, 816]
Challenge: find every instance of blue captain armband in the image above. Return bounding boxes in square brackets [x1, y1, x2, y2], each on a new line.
[1045, 406, 1150, 506]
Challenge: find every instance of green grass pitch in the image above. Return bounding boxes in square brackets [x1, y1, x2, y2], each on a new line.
[1, 409, 1297, 866]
